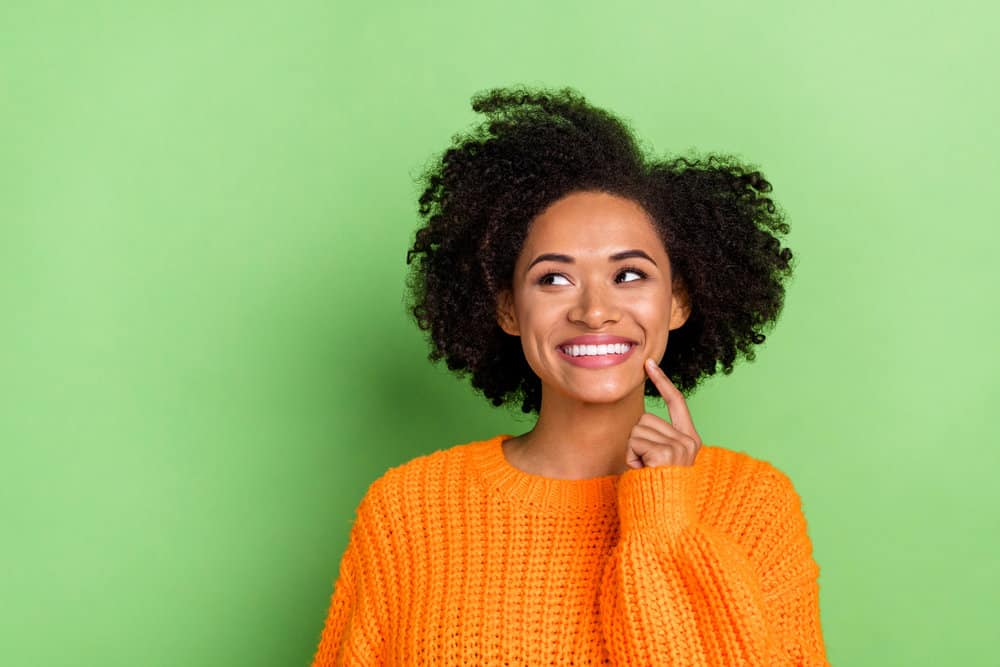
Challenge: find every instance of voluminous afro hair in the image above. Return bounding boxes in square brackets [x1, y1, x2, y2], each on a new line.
[405, 85, 794, 414]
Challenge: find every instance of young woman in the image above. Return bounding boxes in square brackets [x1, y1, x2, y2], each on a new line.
[311, 86, 828, 666]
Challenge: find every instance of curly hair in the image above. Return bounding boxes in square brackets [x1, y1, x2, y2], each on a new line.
[405, 85, 794, 414]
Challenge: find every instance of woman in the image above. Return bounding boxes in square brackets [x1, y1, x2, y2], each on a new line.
[311, 86, 828, 665]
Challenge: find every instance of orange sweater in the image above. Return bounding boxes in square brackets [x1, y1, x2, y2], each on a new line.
[311, 434, 828, 666]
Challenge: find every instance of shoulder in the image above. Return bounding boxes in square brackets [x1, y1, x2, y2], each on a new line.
[353, 435, 495, 515]
[694, 445, 817, 567]
[698, 443, 797, 483]
[695, 443, 805, 510]
[697, 445, 820, 584]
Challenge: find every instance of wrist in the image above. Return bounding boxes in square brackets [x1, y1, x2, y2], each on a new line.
[616, 464, 698, 538]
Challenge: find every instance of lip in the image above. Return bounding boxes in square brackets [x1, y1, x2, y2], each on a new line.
[556, 335, 640, 369]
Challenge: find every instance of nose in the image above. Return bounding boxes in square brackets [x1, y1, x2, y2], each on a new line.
[568, 283, 621, 328]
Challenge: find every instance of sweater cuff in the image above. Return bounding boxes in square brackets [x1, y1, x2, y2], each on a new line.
[616, 465, 698, 539]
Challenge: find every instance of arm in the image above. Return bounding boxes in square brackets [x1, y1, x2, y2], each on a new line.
[311, 486, 388, 667]
[599, 463, 828, 666]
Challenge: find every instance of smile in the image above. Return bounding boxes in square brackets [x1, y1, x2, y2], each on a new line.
[559, 343, 633, 357]
[556, 342, 637, 368]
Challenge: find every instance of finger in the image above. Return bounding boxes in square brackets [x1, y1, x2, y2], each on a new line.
[627, 435, 685, 468]
[625, 435, 663, 469]
[644, 358, 699, 442]
[636, 412, 691, 440]
[631, 418, 682, 443]
[630, 421, 665, 443]
[636, 414, 699, 456]
[632, 420, 698, 463]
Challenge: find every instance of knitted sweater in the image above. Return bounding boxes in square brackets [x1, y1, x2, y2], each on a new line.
[311, 434, 828, 666]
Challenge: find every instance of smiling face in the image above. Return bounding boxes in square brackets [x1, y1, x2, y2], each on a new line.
[497, 190, 691, 407]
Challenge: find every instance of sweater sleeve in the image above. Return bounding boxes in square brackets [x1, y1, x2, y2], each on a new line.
[599, 461, 828, 666]
[311, 484, 388, 667]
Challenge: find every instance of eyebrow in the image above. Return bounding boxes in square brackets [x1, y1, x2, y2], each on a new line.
[525, 249, 657, 274]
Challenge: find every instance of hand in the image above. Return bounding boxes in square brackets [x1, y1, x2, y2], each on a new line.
[625, 358, 704, 469]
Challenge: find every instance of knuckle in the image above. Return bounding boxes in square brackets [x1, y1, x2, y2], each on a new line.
[638, 413, 661, 427]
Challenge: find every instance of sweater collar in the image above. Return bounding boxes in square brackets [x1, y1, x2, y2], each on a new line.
[468, 434, 620, 513]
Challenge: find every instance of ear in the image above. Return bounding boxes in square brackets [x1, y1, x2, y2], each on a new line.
[496, 289, 520, 336]
[668, 278, 692, 331]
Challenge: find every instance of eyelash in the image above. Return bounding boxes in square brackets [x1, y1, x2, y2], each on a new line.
[616, 266, 648, 283]
[538, 266, 648, 286]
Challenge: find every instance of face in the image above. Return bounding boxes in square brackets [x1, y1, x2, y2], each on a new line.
[497, 190, 690, 406]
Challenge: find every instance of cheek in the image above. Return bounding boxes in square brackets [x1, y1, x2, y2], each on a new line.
[517, 337, 554, 385]
[516, 296, 559, 338]
[628, 292, 671, 326]
[520, 319, 555, 362]
[513, 308, 559, 370]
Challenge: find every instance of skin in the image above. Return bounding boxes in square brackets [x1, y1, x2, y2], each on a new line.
[496, 190, 703, 479]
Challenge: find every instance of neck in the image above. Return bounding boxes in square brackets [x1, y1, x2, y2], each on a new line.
[504, 385, 647, 479]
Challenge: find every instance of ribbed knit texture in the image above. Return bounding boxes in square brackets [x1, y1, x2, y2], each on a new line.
[311, 434, 828, 666]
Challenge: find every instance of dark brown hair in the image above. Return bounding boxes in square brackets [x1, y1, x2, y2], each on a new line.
[406, 85, 793, 414]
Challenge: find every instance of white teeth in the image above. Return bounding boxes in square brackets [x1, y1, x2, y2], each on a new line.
[562, 343, 632, 357]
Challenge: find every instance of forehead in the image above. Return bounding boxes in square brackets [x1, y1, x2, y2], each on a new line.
[520, 190, 665, 258]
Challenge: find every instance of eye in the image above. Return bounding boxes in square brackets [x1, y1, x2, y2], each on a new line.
[539, 273, 571, 286]
[615, 267, 647, 283]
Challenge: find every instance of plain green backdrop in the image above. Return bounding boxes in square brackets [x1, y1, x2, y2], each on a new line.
[2, 0, 997, 665]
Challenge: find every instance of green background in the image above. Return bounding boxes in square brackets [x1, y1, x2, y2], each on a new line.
[2, 1, 996, 665]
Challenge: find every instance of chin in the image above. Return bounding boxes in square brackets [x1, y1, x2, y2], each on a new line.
[560, 383, 641, 406]
[533, 363, 646, 407]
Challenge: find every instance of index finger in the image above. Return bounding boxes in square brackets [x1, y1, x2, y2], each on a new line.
[644, 358, 698, 440]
